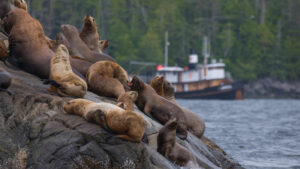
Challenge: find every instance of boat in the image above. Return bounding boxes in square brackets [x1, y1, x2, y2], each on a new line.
[155, 36, 244, 100]
[156, 60, 244, 100]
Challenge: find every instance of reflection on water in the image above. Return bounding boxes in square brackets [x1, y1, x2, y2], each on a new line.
[177, 99, 300, 169]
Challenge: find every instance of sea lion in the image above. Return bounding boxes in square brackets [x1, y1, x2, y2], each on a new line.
[60, 24, 115, 63]
[157, 119, 198, 168]
[129, 75, 188, 140]
[55, 32, 92, 77]
[0, 0, 11, 19]
[86, 60, 130, 98]
[116, 91, 138, 111]
[150, 76, 225, 154]
[150, 76, 205, 138]
[13, 0, 27, 11]
[2, 8, 53, 79]
[0, 68, 12, 95]
[79, 15, 102, 53]
[64, 99, 145, 142]
[99, 40, 109, 52]
[49, 44, 87, 98]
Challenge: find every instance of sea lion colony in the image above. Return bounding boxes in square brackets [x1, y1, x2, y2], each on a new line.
[0, 1, 207, 167]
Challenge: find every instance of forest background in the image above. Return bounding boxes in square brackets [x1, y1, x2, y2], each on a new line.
[24, 0, 300, 81]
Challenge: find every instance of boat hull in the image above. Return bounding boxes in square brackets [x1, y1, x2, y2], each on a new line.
[175, 82, 244, 100]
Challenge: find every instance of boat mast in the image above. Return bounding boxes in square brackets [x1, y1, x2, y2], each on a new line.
[203, 36, 210, 78]
[164, 31, 170, 67]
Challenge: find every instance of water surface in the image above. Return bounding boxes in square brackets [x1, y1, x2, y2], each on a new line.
[177, 99, 300, 169]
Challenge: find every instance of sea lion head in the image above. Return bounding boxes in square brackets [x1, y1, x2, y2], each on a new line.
[55, 44, 69, 57]
[129, 75, 145, 92]
[99, 40, 109, 51]
[2, 10, 17, 33]
[116, 91, 138, 109]
[56, 32, 70, 49]
[14, 0, 27, 11]
[84, 15, 96, 28]
[163, 79, 175, 98]
[150, 75, 165, 96]
[63, 99, 89, 115]
[61, 24, 79, 40]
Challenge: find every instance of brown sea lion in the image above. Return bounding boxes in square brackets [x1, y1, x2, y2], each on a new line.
[49, 44, 87, 98]
[150, 75, 205, 138]
[13, 0, 27, 11]
[60, 24, 115, 63]
[0, 0, 11, 19]
[86, 60, 129, 98]
[116, 91, 138, 111]
[0, 68, 12, 95]
[150, 76, 225, 155]
[64, 99, 145, 142]
[79, 15, 102, 53]
[157, 119, 199, 168]
[129, 75, 188, 140]
[3, 8, 53, 79]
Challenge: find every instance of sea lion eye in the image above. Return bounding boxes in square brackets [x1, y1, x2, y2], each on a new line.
[93, 18, 95, 22]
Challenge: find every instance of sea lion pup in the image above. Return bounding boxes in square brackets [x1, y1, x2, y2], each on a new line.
[150, 76, 205, 138]
[116, 91, 138, 111]
[13, 0, 27, 11]
[2, 8, 53, 79]
[129, 75, 188, 140]
[99, 40, 109, 52]
[80, 15, 102, 53]
[60, 24, 115, 63]
[49, 44, 87, 98]
[158, 119, 199, 168]
[64, 99, 145, 142]
[0, 68, 12, 95]
[86, 60, 130, 98]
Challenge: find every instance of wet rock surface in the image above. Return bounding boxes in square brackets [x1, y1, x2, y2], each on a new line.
[0, 62, 244, 169]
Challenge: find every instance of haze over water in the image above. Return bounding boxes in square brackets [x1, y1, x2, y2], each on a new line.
[177, 99, 300, 169]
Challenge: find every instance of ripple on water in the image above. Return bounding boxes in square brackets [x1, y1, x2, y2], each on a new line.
[177, 99, 300, 169]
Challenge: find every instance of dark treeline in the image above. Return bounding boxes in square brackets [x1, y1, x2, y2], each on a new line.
[25, 0, 300, 81]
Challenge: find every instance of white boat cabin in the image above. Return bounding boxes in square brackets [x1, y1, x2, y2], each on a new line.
[156, 60, 225, 84]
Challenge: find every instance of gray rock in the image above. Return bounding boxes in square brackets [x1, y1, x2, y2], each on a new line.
[244, 78, 300, 99]
[0, 62, 244, 169]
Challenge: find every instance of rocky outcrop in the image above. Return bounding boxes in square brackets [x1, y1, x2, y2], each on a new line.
[244, 78, 300, 99]
[0, 62, 244, 169]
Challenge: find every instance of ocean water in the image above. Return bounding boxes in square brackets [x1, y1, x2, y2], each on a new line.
[177, 99, 300, 169]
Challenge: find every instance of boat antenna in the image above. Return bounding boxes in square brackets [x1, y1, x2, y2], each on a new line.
[164, 31, 170, 67]
[202, 35, 210, 65]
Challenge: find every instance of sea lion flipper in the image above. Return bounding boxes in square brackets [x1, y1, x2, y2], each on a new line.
[42, 79, 61, 88]
[143, 104, 152, 117]
[116, 134, 139, 143]
[48, 85, 57, 93]
[0, 88, 12, 95]
[4, 58, 21, 70]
